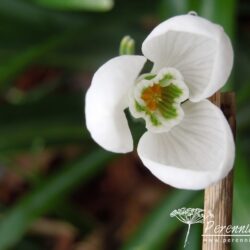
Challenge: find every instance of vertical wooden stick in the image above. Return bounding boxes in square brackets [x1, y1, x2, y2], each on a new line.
[202, 92, 236, 250]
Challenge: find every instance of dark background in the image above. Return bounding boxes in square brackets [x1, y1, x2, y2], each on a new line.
[0, 0, 249, 249]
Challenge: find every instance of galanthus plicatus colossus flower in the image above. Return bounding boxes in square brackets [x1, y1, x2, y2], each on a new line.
[85, 14, 235, 190]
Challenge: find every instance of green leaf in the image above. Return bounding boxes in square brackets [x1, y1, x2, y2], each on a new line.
[33, 0, 114, 11]
[233, 144, 250, 226]
[0, 94, 82, 125]
[0, 0, 90, 32]
[0, 149, 115, 249]
[0, 122, 86, 154]
[0, 94, 85, 153]
[232, 144, 250, 250]
[122, 190, 202, 250]
[199, 0, 236, 37]
[158, 0, 201, 19]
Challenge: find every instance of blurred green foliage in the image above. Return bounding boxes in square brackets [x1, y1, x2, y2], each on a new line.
[0, 150, 114, 249]
[122, 190, 203, 250]
[0, 0, 249, 250]
[32, 0, 114, 11]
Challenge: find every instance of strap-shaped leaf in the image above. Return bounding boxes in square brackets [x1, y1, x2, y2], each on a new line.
[0, 149, 114, 249]
[33, 0, 113, 11]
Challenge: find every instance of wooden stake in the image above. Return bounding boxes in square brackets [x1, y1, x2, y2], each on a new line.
[202, 92, 236, 250]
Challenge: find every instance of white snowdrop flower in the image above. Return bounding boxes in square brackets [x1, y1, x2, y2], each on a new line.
[85, 14, 235, 190]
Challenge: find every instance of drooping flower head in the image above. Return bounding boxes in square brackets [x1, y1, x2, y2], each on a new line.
[85, 14, 235, 190]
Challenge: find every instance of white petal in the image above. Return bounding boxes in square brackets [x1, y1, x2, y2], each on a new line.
[142, 15, 233, 102]
[138, 100, 235, 190]
[85, 55, 146, 153]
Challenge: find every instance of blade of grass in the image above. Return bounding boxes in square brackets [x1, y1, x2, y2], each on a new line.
[0, 149, 115, 249]
[158, 0, 201, 19]
[122, 190, 202, 250]
[0, 93, 85, 153]
[33, 0, 114, 11]
[233, 143, 250, 229]
[232, 144, 250, 250]
[0, 122, 87, 154]
[0, 94, 82, 125]
[236, 79, 250, 108]
[0, 0, 88, 29]
[237, 105, 250, 131]
[199, 0, 236, 37]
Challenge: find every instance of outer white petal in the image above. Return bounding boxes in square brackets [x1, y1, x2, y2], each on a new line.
[85, 55, 146, 153]
[142, 15, 233, 102]
[138, 100, 235, 190]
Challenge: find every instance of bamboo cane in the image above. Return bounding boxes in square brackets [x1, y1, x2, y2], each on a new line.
[202, 92, 236, 250]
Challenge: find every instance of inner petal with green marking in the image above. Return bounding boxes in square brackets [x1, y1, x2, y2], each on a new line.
[129, 67, 189, 133]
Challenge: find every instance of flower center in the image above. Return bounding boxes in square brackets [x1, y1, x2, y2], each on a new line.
[129, 67, 189, 133]
[141, 84, 162, 111]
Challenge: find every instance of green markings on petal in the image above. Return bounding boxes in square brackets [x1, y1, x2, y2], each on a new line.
[159, 102, 178, 119]
[130, 67, 187, 131]
[167, 83, 183, 95]
[135, 101, 146, 112]
[159, 83, 183, 120]
[134, 101, 162, 127]
[150, 114, 161, 126]
[159, 73, 174, 85]
[134, 83, 183, 124]
[144, 74, 156, 80]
